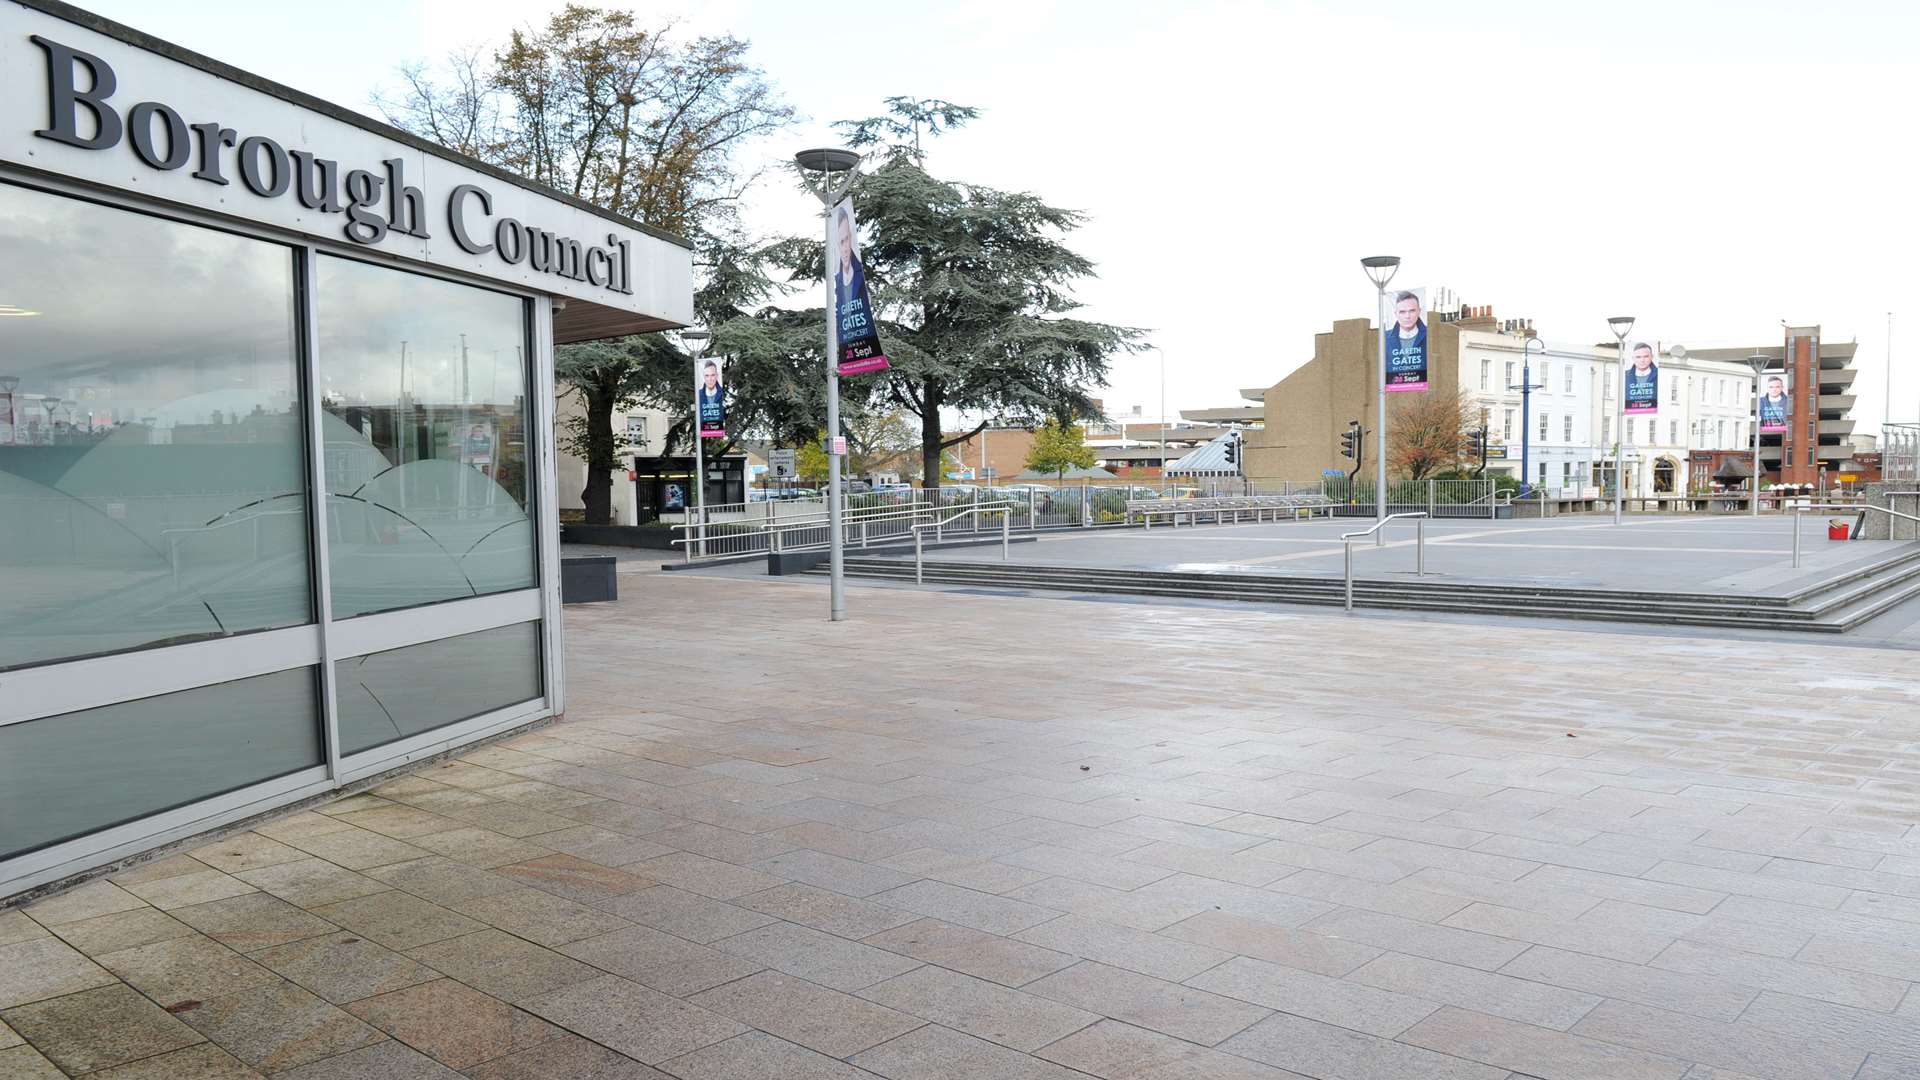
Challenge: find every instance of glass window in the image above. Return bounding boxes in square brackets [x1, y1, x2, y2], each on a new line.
[0, 183, 311, 671]
[1504, 362, 1514, 389]
[1539, 412, 1549, 442]
[316, 258, 534, 618]
[1564, 366, 1573, 393]
[336, 621, 542, 755]
[1563, 416, 1573, 442]
[1669, 420, 1678, 445]
[1479, 359, 1489, 391]
[1602, 417, 1612, 444]
[1502, 410, 1514, 441]
[0, 667, 321, 860]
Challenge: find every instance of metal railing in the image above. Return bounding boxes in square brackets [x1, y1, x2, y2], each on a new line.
[1791, 502, 1920, 568]
[911, 505, 1013, 584]
[1340, 512, 1428, 612]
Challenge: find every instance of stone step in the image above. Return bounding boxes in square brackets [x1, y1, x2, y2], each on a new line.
[822, 546, 1920, 633]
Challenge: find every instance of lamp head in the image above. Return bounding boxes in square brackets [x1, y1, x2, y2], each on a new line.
[1360, 255, 1401, 289]
[680, 329, 711, 357]
[793, 148, 861, 174]
[1746, 352, 1771, 375]
[1606, 315, 1636, 340]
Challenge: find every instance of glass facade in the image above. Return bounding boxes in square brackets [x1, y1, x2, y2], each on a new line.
[0, 668, 322, 859]
[317, 256, 535, 619]
[0, 181, 552, 879]
[337, 621, 543, 755]
[0, 183, 310, 671]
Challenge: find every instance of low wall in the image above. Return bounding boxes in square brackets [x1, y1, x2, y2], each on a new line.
[561, 524, 677, 549]
[768, 534, 1040, 576]
[1861, 486, 1920, 541]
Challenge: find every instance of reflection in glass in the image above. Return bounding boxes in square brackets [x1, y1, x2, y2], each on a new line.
[0, 183, 310, 671]
[336, 621, 543, 755]
[0, 667, 322, 860]
[316, 257, 534, 618]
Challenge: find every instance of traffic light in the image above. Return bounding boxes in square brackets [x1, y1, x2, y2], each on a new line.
[1224, 431, 1240, 467]
[1340, 422, 1361, 461]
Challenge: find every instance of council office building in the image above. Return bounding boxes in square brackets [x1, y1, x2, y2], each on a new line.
[0, 1, 692, 897]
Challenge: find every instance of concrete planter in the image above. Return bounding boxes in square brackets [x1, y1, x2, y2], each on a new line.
[560, 555, 618, 603]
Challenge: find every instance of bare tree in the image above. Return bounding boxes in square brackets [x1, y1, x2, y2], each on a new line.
[377, 5, 795, 523]
[1388, 386, 1477, 481]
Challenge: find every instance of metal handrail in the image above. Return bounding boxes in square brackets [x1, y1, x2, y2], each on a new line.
[1791, 502, 1920, 568]
[910, 505, 1013, 584]
[671, 499, 950, 560]
[1340, 511, 1428, 611]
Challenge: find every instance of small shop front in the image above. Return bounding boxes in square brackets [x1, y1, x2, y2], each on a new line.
[0, 1, 693, 897]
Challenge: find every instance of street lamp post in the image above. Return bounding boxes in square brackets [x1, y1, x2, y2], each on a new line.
[682, 329, 710, 553]
[1607, 315, 1636, 525]
[1747, 353, 1770, 517]
[1512, 336, 1546, 496]
[795, 147, 862, 622]
[1157, 346, 1168, 495]
[1361, 256, 1401, 543]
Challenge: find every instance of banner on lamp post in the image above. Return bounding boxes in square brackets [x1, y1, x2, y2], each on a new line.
[696, 354, 726, 439]
[1624, 339, 1659, 415]
[1384, 286, 1428, 393]
[1758, 369, 1791, 434]
[830, 198, 890, 376]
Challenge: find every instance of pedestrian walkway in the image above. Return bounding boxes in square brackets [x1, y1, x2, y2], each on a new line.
[3, 572, 1918, 1078]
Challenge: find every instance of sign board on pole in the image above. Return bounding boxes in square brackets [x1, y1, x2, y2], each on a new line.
[769, 448, 796, 478]
[829, 436, 848, 456]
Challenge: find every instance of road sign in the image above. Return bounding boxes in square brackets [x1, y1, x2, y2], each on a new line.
[769, 448, 796, 478]
[1322, 468, 1343, 477]
[829, 436, 847, 456]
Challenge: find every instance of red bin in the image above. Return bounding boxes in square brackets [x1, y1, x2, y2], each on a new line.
[1828, 520, 1850, 541]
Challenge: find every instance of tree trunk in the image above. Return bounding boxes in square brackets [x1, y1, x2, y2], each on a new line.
[919, 383, 943, 491]
[581, 378, 618, 525]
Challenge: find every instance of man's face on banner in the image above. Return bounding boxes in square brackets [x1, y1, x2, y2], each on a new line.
[837, 216, 855, 269]
[1395, 296, 1421, 332]
[703, 363, 720, 392]
[1767, 377, 1785, 399]
[1633, 345, 1654, 373]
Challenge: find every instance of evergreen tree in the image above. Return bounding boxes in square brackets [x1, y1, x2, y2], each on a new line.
[775, 99, 1140, 489]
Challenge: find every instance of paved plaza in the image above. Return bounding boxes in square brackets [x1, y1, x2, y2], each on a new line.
[5, 569, 1920, 1078]
[909, 515, 1907, 595]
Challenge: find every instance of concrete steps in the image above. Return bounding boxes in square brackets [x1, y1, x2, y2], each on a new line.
[820, 545, 1920, 633]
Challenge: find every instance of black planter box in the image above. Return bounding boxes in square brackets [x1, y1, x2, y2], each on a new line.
[560, 555, 618, 604]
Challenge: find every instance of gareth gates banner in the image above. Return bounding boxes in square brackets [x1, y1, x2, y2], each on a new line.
[1624, 341, 1659, 415]
[1384, 287, 1428, 392]
[831, 199, 890, 376]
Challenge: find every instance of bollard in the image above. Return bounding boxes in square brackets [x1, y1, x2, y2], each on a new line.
[915, 531, 923, 585]
[1792, 508, 1802, 568]
[1002, 511, 1010, 560]
[1344, 540, 1354, 612]
[1416, 517, 1425, 576]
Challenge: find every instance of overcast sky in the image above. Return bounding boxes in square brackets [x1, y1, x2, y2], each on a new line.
[84, 0, 1918, 434]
